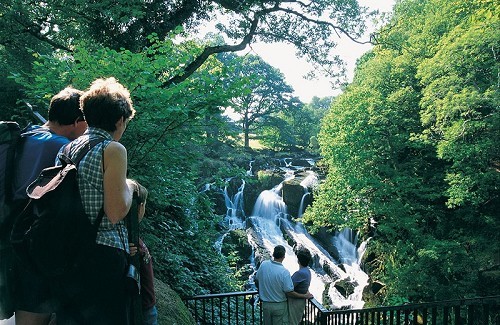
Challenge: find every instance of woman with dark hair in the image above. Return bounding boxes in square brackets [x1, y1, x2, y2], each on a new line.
[288, 247, 312, 325]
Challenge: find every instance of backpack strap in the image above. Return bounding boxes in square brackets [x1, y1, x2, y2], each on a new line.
[61, 137, 106, 229]
[60, 137, 105, 167]
[94, 208, 105, 229]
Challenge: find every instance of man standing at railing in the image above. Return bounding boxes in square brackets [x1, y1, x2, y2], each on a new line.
[255, 245, 313, 324]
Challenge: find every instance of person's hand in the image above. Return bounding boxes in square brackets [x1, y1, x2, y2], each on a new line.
[305, 292, 313, 299]
[129, 242, 138, 256]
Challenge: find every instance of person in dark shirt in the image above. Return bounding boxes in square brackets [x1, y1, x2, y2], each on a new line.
[288, 247, 312, 325]
[12, 87, 87, 325]
[129, 182, 158, 325]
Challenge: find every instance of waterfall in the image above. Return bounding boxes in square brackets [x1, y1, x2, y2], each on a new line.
[223, 179, 245, 230]
[213, 158, 370, 310]
[246, 164, 369, 310]
[214, 179, 246, 252]
[298, 191, 310, 218]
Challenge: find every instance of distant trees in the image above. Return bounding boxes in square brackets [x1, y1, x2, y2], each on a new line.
[305, 0, 499, 303]
[220, 53, 296, 148]
[259, 95, 332, 151]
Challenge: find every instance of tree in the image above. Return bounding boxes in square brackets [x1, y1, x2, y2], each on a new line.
[295, 96, 333, 148]
[221, 53, 296, 148]
[306, 0, 499, 303]
[1, 0, 372, 98]
[259, 96, 332, 151]
[259, 96, 304, 150]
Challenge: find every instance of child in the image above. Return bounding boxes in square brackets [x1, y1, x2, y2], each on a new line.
[129, 183, 158, 325]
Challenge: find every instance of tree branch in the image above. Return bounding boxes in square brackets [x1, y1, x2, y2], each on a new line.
[162, 8, 275, 87]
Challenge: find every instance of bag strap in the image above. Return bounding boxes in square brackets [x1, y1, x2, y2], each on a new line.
[60, 137, 105, 167]
[94, 208, 105, 229]
[62, 137, 106, 229]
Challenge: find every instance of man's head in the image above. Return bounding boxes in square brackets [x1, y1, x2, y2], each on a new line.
[273, 245, 286, 260]
[80, 77, 135, 134]
[47, 87, 87, 140]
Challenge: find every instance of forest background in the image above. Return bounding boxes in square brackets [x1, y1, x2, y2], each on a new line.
[0, 0, 498, 313]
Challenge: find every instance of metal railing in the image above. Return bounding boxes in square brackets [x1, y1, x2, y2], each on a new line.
[183, 293, 500, 325]
[183, 290, 261, 324]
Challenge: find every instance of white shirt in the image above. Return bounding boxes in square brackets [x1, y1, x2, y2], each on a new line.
[255, 259, 294, 302]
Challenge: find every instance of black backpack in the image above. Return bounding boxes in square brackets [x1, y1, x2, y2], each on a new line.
[10, 137, 105, 278]
[0, 121, 23, 233]
[0, 121, 23, 320]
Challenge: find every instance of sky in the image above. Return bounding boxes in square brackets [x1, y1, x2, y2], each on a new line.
[244, 0, 396, 103]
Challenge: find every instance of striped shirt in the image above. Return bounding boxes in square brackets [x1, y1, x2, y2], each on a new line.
[60, 127, 129, 252]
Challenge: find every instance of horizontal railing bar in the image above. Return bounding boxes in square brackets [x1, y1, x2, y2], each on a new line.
[322, 295, 500, 315]
[183, 292, 499, 325]
[185, 290, 258, 300]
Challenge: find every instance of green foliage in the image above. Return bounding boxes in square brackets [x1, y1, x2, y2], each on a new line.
[220, 230, 253, 288]
[308, 0, 499, 304]
[219, 53, 297, 148]
[10, 34, 249, 296]
[417, 10, 500, 208]
[259, 96, 331, 151]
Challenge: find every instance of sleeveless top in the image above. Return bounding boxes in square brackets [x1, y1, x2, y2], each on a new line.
[61, 127, 129, 252]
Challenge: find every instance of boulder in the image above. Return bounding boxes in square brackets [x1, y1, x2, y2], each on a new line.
[155, 277, 196, 325]
[362, 279, 386, 307]
[290, 158, 314, 167]
[246, 226, 270, 268]
[282, 181, 306, 218]
[334, 278, 356, 299]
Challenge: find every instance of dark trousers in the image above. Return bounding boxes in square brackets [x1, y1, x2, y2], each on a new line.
[54, 244, 130, 325]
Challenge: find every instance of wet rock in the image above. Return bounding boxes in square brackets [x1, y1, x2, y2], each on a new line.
[334, 278, 356, 298]
[290, 158, 314, 167]
[362, 279, 386, 306]
[282, 181, 305, 218]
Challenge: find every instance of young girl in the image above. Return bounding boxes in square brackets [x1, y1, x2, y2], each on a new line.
[129, 182, 158, 325]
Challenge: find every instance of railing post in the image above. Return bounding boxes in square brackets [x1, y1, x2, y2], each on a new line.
[319, 309, 327, 325]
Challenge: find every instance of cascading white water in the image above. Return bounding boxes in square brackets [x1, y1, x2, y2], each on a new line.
[216, 160, 370, 310]
[214, 179, 246, 252]
[297, 191, 310, 218]
[223, 179, 245, 230]
[248, 180, 369, 310]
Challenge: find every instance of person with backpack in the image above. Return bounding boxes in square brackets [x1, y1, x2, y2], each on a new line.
[53, 77, 137, 325]
[9, 87, 87, 325]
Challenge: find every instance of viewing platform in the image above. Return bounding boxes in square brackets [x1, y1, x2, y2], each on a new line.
[183, 291, 499, 324]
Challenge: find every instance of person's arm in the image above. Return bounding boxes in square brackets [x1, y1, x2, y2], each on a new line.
[103, 141, 133, 224]
[286, 291, 313, 299]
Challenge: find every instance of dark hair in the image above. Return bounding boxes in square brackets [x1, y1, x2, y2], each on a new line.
[48, 87, 84, 125]
[296, 248, 312, 267]
[81, 77, 135, 132]
[273, 245, 286, 259]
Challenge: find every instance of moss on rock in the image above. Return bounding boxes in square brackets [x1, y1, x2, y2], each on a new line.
[154, 277, 195, 325]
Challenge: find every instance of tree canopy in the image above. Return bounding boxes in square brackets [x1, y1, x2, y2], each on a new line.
[1, 0, 371, 89]
[305, 0, 499, 303]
